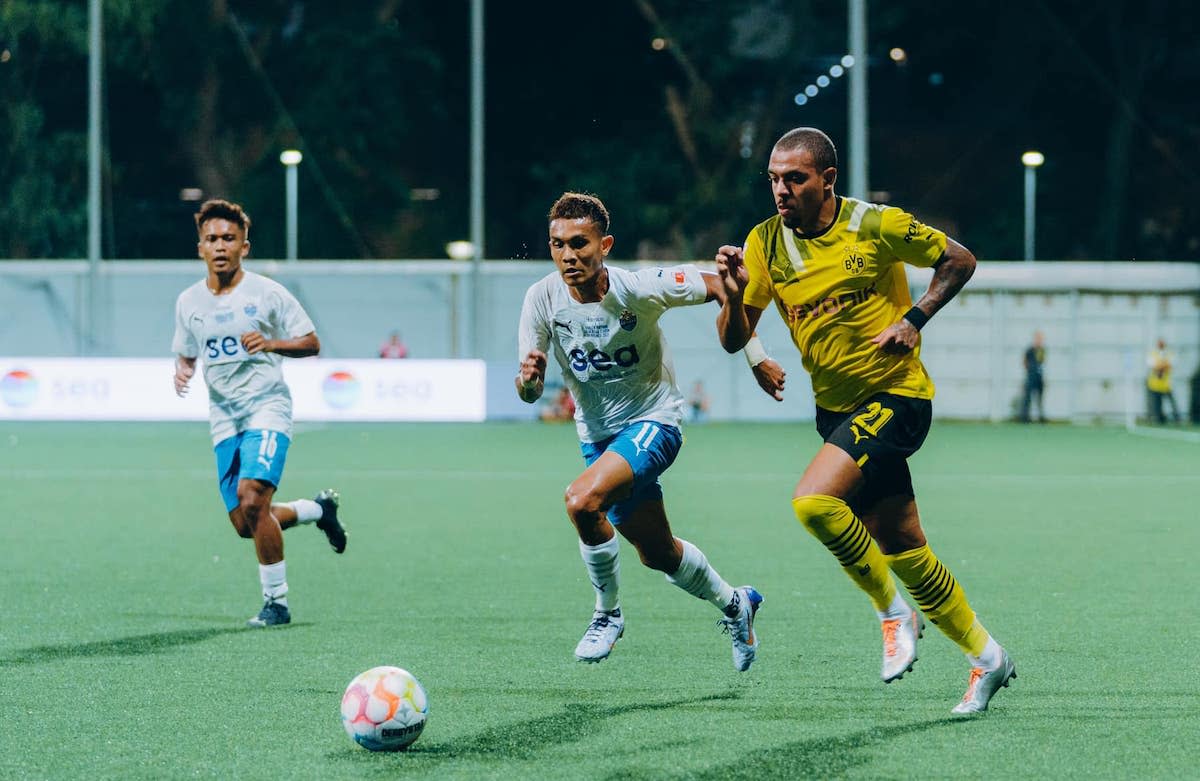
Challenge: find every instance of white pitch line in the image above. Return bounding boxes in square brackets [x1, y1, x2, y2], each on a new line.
[1124, 424, 1200, 444]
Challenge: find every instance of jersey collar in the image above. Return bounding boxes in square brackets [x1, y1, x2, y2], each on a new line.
[790, 196, 842, 241]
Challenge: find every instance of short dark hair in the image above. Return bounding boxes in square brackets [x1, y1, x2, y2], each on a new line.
[194, 199, 251, 235]
[774, 127, 838, 172]
[548, 192, 610, 234]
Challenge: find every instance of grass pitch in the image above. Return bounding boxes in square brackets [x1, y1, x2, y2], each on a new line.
[0, 421, 1195, 779]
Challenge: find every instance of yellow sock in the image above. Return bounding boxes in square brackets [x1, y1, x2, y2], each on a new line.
[792, 495, 896, 612]
[886, 545, 988, 655]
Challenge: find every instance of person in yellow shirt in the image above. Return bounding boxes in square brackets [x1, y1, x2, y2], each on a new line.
[1146, 338, 1181, 424]
[714, 127, 1013, 714]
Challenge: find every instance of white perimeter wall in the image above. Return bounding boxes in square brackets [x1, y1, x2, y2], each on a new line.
[1, 260, 1196, 422]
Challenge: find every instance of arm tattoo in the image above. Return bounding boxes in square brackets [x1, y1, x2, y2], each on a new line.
[913, 249, 975, 318]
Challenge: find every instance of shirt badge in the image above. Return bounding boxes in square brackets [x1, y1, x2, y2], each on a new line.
[842, 245, 866, 276]
[619, 309, 637, 332]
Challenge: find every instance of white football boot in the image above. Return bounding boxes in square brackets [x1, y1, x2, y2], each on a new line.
[881, 608, 924, 682]
[721, 586, 763, 672]
[952, 648, 1016, 715]
[574, 608, 624, 663]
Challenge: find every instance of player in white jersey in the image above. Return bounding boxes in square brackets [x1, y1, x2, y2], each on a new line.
[172, 199, 347, 628]
[516, 191, 763, 670]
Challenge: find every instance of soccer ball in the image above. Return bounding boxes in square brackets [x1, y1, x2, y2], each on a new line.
[340, 666, 429, 751]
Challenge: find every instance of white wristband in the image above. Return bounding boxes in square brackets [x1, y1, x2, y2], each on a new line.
[743, 335, 769, 368]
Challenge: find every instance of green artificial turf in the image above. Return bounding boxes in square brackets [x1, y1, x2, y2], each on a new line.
[0, 421, 1195, 779]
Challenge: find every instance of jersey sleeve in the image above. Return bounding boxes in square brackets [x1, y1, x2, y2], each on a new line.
[517, 282, 552, 360]
[171, 293, 198, 358]
[741, 228, 774, 311]
[634, 265, 708, 312]
[271, 284, 316, 338]
[878, 206, 948, 268]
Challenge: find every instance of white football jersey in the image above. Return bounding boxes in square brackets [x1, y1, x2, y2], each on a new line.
[172, 270, 316, 445]
[518, 264, 708, 442]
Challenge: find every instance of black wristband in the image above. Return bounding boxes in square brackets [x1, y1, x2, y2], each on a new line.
[902, 306, 929, 331]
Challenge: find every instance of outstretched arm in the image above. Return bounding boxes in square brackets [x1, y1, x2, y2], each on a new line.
[871, 237, 976, 355]
[241, 331, 321, 358]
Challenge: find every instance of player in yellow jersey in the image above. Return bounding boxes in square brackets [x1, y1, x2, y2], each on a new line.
[1146, 338, 1181, 424]
[714, 127, 1014, 714]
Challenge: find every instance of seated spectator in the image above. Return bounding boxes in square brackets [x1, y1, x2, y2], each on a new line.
[540, 386, 575, 422]
[379, 331, 409, 359]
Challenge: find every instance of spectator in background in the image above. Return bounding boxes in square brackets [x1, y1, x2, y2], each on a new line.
[540, 385, 576, 422]
[1146, 338, 1181, 424]
[688, 380, 710, 423]
[379, 331, 409, 359]
[1019, 331, 1046, 423]
[1190, 366, 1200, 425]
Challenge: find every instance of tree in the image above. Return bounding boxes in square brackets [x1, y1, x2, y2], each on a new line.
[0, 1, 90, 257]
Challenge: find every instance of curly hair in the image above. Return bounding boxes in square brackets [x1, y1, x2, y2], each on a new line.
[194, 199, 252, 235]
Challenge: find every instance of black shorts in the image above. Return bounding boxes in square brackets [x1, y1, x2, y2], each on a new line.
[815, 392, 932, 517]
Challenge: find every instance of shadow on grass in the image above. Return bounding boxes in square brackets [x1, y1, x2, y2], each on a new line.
[0, 623, 308, 666]
[616, 716, 968, 781]
[326, 698, 970, 779]
[328, 690, 743, 766]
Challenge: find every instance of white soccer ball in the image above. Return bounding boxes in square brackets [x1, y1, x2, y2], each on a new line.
[340, 665, 429, 751]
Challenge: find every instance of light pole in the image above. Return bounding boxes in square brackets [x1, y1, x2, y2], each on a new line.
[1021, 151, 1044, 263]
[847, 0, 868, 200]
[279, 149, 303, 261]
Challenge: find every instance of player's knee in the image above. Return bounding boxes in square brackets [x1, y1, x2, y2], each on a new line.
[791, 493, 849, 535]
[238, 496, 267, 529]
[564, 485, 604, 523]
[228, 514, 253, 539]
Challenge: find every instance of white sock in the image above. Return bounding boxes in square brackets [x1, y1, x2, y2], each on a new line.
[579, 536, 621, 613]
[259, 560, 289, 607]
[666, 539, 735, 611]
[876, 591, 911, 621]
[284, 499, 323, 524]
[968, 635, 1003, 670]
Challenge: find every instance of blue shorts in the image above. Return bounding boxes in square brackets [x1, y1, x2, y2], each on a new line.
[579, 421, 682, 525]
[213, 430, 291, 512]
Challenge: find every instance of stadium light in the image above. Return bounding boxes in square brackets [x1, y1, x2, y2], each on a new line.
[279, 150, 302, 262]
[1022, 151, 1044, 262]
[445, 240, 475, 260]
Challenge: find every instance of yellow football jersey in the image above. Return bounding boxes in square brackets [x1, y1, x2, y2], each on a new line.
[1146, 349, 1172, 393]
[742, 196, 948, 412]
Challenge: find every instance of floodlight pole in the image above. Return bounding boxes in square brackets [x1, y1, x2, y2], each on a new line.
[469, 0, 485, 359]
[280, 150, 302, 262]
[847, 0, 868, 200]
[1022, 151, 1044, 263]
[86, 0, 103, 355]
